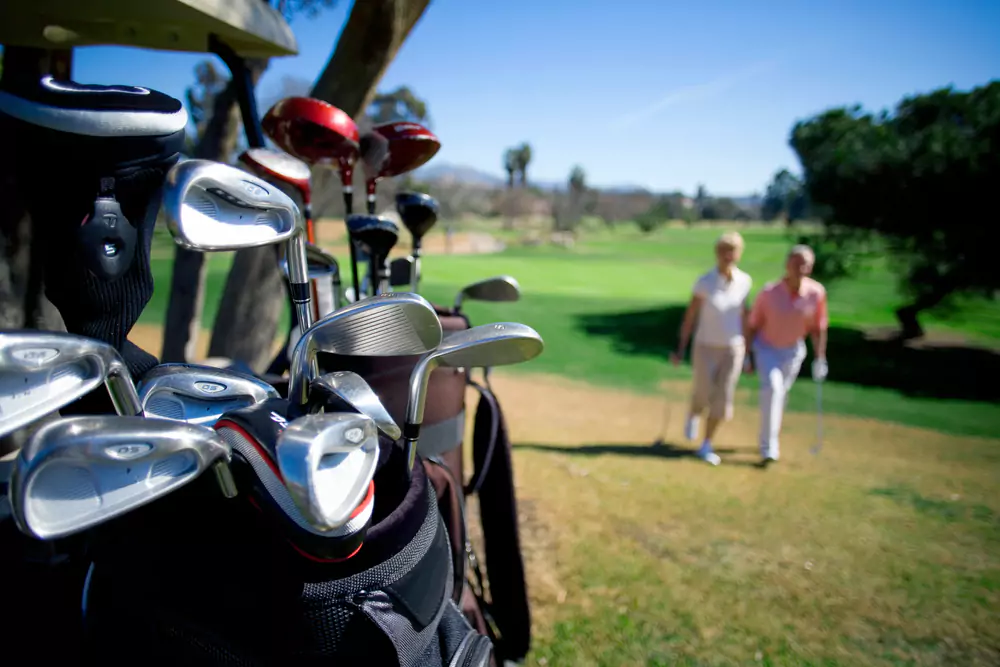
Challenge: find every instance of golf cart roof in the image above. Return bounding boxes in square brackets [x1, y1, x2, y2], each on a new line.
[0, 0, 297, 58]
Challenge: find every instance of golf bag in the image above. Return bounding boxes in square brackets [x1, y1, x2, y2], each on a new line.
[0, 76, 185, 662]
[82, 399, 493, 666]
[325, 307, 532, 664]
[0, 76, 186, 382]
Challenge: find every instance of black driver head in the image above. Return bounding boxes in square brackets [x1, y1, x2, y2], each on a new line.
[346, 215, 399, 261]
[394, 192, 439, 245]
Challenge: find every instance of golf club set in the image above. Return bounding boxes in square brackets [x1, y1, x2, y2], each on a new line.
[0, 77, 539, 664]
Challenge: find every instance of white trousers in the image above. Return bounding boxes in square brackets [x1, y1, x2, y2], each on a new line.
[753, 339, 806, 459]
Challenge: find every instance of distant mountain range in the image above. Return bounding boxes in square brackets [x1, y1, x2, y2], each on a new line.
[411, 161, 762, 204]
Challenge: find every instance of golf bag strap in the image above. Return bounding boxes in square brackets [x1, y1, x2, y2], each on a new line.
[468, 378, 532, 662]
[418, 409, 465, 458]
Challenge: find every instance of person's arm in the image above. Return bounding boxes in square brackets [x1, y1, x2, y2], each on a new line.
[671, 294, 704, 364]
[741, 297, 754, 371]
[810, 291, 829, 359]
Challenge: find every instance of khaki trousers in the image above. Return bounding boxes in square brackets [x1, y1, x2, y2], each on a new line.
[690, 341, 745, 421]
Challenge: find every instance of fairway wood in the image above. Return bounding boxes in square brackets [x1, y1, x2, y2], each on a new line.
[372, 121, 441, 179]
[276, 412, 379, 531]
[404, 322, 543, 472]
[138, 363, 279, 426]
[9, 415, 235, 540]
[454, 275, 522, 312]
[288, 292, 443, 407]
[305, 370, 401, 440]
[263, 97, 362, 297]
[395, 191, 439, 291]
[0, 331, 141, 438]
[347, 214, 399, 295]
[389, 256, 414, 288]
[161, 159, 314, 331]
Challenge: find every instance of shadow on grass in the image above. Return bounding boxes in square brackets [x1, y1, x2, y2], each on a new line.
[515, 442, 771, 468]
[577, 305, 1000, 403]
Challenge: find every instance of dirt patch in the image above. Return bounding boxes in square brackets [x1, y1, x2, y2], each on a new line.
[313, 218, 504, 257]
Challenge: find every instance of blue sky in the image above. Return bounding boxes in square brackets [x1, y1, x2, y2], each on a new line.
[73, 0, 1000, 195]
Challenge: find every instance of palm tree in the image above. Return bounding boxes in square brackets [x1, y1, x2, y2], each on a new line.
[503, 148, 518, 189]
[516, 142, 532, 186]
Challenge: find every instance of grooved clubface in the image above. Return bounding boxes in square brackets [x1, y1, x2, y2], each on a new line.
[0, 330, 140, 437]
[310, 371, 401, 440]
[138, 363, 278, 426]
[276, 413, 379, 531]
[10, 416, 231, 540]
[288, 293, 443, 406]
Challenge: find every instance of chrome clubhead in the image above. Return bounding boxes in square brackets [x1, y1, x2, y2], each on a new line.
[288, 292, 443, 407]
[0, 330, 141, 438]
[162, 159, 313, 330]
[162, 159, 301, 252]
[306, 371, 401, 440]
[276, 412, 379, 531]
[404, 322, 543, 472]
[454, 276, 521, 312]
[138, 363, 279, 426]
[280, 242, 339, 280]
[9, 415, 236, 540]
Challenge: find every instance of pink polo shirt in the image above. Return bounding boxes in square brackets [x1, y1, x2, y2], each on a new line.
[749, 277, 828, 348]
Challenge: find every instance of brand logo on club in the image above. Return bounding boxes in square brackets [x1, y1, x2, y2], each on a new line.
[240, 180, 269, 198]
[492, 324, 506, 331]
[344, 427, 365, 444]
[269, 412, 288, 429]
[106, 443, 153, 460]
[11, 347, 60, 365]
[195, 382, 227, 394]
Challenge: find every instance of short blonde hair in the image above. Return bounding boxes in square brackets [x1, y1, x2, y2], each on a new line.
[788, 244, 815, 262]
[716, 231, 745, 251]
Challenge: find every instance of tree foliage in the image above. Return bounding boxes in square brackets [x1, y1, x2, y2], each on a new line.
[502, 144, 533, 188]
[761, 168, 809, 222]
[790, 80, 1000, 336]
[368, 86, 429, 125]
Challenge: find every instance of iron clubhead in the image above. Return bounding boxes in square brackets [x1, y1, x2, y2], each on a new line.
[288, 292, 443, 407]
[9, 415, 234, 540]
[404, 322, 543, 471]
[138, 363, 279, 426]
[276, 412, 379, 531]
[454, 275, 521, 311]
[306, 370, 401, 440]
[161, 159, 302, 252]
[0, 330, 141, 438]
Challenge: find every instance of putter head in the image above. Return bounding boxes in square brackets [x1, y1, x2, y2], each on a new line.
[372, 121, 441, 177]
[9, 415, 232, 540]
[281, 243, 339, 280]
[389, 256, 414, 287]
[262, 97, 359, 169]
[454, 275, 521, 311]
[346, 214, 399, 259]
[395, 191, 439, 241]
[407, 322, 543, 428]
[162, 159, 302, 252]
[307, 371, 401, 440]
[238, 148, 312, 204]
[138, 363, 279, 426]
[0, 330, 140, 437]
[288, 292, 443, 406]
[276, 412, 379, 531]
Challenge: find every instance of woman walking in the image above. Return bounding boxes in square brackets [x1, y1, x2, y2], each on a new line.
[672, 231, 752, 465]
[746, 244, 829, 466]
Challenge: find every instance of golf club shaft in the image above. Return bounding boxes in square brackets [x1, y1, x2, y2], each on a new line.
[286, 234, 314, 331]
[343, 190, 361, 301]
[410, 241, 422, 293]
[403, 436, 417, 479]
[108, 367, 142, 416]
[213, 461, 239, 498]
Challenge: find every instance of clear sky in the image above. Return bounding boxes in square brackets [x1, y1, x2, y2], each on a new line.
[72, 0, 1000, 196]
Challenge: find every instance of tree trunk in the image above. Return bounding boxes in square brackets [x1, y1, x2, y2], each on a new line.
[160, 78, 244, 363]
[208, 0, 433, 369]
[894, 282, 954, 341]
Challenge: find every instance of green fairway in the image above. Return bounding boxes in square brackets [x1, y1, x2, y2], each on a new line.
[140, 223, 1000, 438]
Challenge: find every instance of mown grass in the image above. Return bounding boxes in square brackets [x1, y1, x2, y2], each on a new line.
[140, 221, 1000, 438]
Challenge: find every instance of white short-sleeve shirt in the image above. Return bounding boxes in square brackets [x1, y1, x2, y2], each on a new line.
[692, 267, 752, 347]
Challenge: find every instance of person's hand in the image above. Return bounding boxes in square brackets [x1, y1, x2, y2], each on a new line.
[811, 357, 828, 382]
[670, 350, 683, 366]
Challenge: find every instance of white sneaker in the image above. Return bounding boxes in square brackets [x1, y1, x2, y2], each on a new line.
[685, 415, 700, 441]
[697, 445, 721, 466]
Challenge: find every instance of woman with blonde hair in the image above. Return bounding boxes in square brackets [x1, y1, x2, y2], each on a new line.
[671, 231, 753, 465]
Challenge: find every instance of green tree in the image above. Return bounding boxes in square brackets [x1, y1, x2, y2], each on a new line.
[761, 168, 808, 222]
[516, 142, 532, 185]
[790, 81, 1000, 338]
[368, 85, 429, 125]
[503, 148, 518, 189]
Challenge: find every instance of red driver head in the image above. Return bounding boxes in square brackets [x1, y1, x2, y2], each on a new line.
[238, 148, 312, 204]
[372, 121, 441, 178]
[262, 97, 360, 187]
